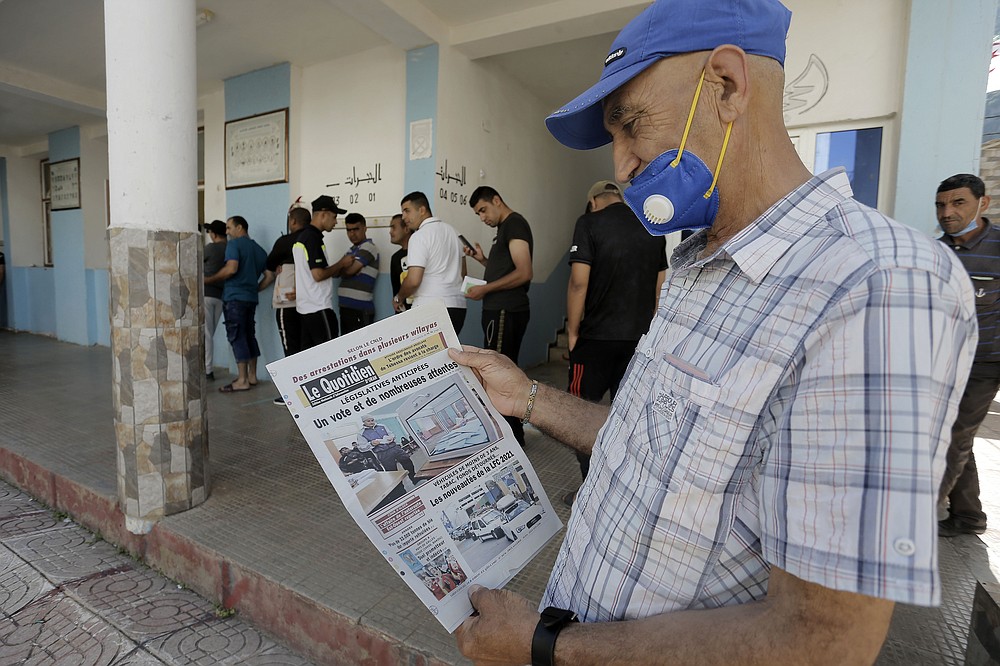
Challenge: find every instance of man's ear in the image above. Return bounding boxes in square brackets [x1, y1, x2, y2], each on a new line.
[982, 194, 992, 212]
[704, 45, 750, 124]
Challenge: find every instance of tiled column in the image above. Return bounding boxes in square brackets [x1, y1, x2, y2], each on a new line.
[105, 0, 208, 533]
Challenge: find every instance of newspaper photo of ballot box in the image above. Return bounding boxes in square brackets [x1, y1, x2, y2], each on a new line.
[267, 302, 562, 632]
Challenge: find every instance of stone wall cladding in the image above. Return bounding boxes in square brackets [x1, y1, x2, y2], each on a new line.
[109, 228, 209, 525]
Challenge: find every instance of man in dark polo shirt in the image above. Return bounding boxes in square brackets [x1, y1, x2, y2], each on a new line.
[465, 186, 533, 446]
[936, 173, 999, 537]
[292, 195, 351, 351]
[564, 180, 667, 503]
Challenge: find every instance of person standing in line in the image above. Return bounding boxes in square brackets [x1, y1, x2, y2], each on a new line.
[563, 181, 666, 505]
[338, 213, 380, 334]
[395, 191, 467, 333]
[388, 213, 412, 310]
[448, 0, 977, 662]
[935, 173, 1000, 537]
[202, 220, 227, 381]
[293, 195, 351, 351]
[206, 216, 272, 393]
[465, 186, 534, 447]
[266, 205, 310, 404]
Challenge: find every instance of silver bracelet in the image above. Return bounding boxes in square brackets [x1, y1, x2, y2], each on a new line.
[521, 380, 539, 425]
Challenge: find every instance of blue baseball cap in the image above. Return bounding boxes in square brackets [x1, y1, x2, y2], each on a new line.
[546, 0, 792, 150]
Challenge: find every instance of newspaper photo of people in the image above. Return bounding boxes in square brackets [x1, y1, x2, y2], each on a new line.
[267, 302, 562, 632]
[399, 547, 468, 601]
[321, 374, 502, 516]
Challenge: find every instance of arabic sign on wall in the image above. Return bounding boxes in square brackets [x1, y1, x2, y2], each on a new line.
[436, 159, 470, 208]
[326, 162, 385, 209]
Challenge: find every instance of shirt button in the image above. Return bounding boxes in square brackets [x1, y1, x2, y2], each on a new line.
[894, 538, 916, 557]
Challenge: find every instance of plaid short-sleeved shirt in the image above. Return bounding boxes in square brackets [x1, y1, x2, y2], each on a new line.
[542, 169, 977, 621]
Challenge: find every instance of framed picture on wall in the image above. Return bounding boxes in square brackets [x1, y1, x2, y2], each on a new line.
[224, 108, 289, 189]
[49, 158, 81, 211]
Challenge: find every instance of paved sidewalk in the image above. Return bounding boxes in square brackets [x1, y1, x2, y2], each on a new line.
[0, 329, 998, 664]
[0, 479, 315, 665]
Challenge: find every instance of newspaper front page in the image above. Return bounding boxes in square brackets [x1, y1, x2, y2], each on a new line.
[267, 302, 562, 632]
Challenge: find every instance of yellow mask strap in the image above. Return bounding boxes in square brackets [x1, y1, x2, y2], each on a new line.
[669, 70, 705, 169]
[705, 121, 732, 199]
[667, 69, 733, 199]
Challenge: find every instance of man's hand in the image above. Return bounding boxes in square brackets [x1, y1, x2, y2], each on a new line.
[567, 331, 578, 352]
[465, 284, 487, 301]
[464, 242, 487, 264]
[448, 347, 532, 418]
[455, 585, 536, 666]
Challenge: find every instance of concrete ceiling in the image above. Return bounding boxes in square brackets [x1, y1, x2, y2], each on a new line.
[0, 0, 648, 151]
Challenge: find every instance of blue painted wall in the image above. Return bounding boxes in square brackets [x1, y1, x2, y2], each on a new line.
[87, 268, 110, 345]
[0, 158, 54, 335]
[405, 45, 438, 199]
[9, 267, 56, 335]
[223, 64, 291, 380]
[48, 127, 89, 346]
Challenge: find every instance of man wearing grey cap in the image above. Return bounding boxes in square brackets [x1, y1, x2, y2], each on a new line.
[450, 0, 977, 663]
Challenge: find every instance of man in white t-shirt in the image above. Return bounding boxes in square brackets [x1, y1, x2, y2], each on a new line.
[395, 191, 467, 333]
[293, 195, 352, 350]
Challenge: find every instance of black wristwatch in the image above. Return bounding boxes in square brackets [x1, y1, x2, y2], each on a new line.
[531, 606, 579, 666]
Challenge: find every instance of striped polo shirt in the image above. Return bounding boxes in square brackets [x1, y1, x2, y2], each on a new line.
[338, 238, 379, 312]
[940, 218, 1000, 364]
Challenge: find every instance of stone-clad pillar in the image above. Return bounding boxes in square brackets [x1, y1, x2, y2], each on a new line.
[105, 0, 208, 533]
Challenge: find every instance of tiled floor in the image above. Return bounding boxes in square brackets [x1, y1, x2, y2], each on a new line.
[0, 480, 314, 665]
[0, 329, 997, 664]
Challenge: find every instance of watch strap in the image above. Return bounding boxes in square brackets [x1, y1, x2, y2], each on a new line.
[531, 606, 579, 666]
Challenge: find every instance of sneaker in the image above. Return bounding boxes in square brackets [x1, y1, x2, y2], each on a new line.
[206, 372, 215, 381]
[272, 396, 285, 405]
[938, 516, 986, 538]
[562, 491, 577, 508]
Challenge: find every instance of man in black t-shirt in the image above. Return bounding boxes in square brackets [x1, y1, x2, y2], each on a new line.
[466, 186, 533, 446]
[388, 214, 412, 310]
[565, 181, 667, 501]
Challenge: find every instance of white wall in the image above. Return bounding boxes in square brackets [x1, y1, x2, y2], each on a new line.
[782, 0, 908, 130]
[5, 153, 44, 267]
[435, 44, 612, 282]
[298, 45, 407, 263]
[200, 88, 226, 226]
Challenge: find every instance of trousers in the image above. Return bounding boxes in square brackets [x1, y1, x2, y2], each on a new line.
[939, 362, 1000, 528]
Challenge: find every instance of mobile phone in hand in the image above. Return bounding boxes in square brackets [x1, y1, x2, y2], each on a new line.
[458, 235, 475, 253]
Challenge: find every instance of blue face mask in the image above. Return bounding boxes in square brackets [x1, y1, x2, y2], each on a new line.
[623, 71, 733, 236]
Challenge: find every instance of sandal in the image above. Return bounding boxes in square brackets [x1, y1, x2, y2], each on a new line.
[219, 383, 251, 393]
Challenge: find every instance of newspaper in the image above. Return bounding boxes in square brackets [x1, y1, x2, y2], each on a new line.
[266, 302, 562, 632]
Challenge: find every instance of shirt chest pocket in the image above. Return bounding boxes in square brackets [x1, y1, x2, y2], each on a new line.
[610, 350, 777, 495]
[608, 351, 722, 490]
[971, 276, 1000, 309]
